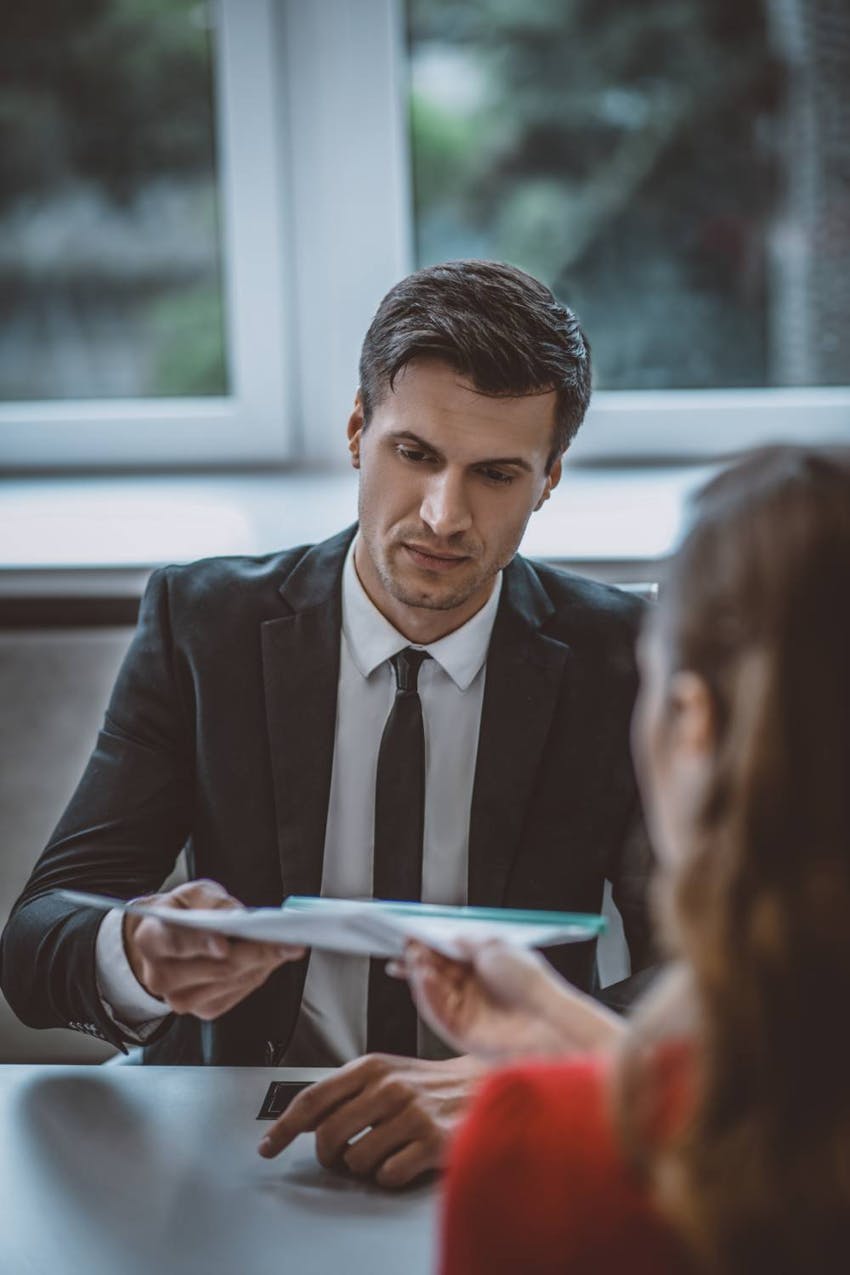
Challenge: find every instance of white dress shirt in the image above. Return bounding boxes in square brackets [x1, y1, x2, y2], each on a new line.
[95, 537, 502, 1060]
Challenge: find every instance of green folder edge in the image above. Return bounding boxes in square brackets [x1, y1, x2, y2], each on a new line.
[285, 895, 606, 937]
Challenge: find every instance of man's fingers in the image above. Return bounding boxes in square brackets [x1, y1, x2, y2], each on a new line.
[148, 955, 269, 1002]
[258, 1056, 381, 1157]
[168, 969, 268, 1018]
[135, 918, 303, 968]
[170, 976, 266, 1020]
[339, 1105, 424, 1177]
[139, 954, 233, 998]
[124, 879, 300, 1006]
[142, 926, 292, 975]
[249, 941, 305, 962]
[168, 879, 237, 909]
[258, 1074, 362, 1157]
[375, 1139, 438, 1189]
[224, 940, 303, 980]
[139, 878, 242, 956]
[140, 936, 294, 1002]
[134, 916, 229, 962]
[168, 987, 239, 1018]
[314, 1078, 412, 1168]
[144, 878, 243, 953]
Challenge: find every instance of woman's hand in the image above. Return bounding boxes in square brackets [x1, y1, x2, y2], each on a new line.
[392, 939, 625, 1063]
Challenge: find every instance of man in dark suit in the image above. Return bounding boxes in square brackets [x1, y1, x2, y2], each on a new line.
[1, 261, 654, 1186]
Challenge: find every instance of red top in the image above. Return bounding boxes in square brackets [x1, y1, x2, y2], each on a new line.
[440, 1053, 694, 1275]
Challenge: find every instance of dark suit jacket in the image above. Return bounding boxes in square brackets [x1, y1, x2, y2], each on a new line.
[0, 526, 655, 1064]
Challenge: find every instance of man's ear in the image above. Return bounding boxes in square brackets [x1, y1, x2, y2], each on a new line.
[668, 671, 716, 756]
[347, 391, 364, 469]
[533, 456, 563, 511]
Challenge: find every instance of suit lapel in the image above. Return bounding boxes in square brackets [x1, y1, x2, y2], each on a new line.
[261, 527, 355, 899]
[468, 556, 571, 906]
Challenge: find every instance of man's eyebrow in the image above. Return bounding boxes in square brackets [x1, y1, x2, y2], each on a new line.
[388, 430, 442, 455]
[475, 454, 534, 473]
[388, 430, 533, 473]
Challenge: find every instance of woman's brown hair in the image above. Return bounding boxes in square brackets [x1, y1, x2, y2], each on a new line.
[621, 445, 850, 1273]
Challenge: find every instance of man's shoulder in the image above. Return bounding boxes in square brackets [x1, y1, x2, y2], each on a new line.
[155, 543, 313, 600]
[147, 526, 353, 619]
[520, 556, 648, 645]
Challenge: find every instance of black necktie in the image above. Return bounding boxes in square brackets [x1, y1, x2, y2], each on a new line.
[367, 647, 430, 1056]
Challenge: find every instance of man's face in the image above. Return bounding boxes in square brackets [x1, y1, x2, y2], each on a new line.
[348, 359, 561, 635]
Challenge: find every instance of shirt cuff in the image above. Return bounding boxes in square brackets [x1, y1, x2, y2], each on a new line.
[95, 907, 169, 1042]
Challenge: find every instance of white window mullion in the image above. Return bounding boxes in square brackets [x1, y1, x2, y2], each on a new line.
[214, 0, 294, 460]
[280, 0, 413, 463]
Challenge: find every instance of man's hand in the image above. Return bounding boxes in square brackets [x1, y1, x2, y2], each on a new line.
[122, 879, 305, 1021]
[258, 1053, 486, 1188]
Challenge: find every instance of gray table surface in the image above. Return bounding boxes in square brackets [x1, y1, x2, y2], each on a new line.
[0, 1064, 438, 1275]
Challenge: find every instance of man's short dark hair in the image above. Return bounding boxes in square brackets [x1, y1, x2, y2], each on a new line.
[358, 260, 591, 469]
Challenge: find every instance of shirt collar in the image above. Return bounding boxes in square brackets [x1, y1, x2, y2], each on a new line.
[342, 536, 503, 690]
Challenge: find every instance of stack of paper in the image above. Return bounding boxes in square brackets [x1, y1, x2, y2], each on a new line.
[59, 891, 605, 960]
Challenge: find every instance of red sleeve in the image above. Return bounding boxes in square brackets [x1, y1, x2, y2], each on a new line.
[440, 1056, 688, 1275]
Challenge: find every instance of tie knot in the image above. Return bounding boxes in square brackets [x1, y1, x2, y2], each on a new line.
[390, 647, 430, 693]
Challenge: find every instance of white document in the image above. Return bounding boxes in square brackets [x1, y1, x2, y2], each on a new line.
[58, 891, 604, 960]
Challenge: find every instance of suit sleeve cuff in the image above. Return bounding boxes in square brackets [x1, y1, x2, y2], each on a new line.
[95, 908, 168, 1041]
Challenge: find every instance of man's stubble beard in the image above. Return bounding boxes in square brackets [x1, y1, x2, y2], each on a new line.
[375, 541, 505, 613]
[357, 490, 516, 613]
[378, 566, 484, 612]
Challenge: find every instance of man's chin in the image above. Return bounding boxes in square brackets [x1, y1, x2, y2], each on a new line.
[386, 581, 475, 612]
[383, 566, 484, 613]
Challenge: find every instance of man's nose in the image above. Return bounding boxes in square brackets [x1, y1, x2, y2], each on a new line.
[419, 470, 473, 539]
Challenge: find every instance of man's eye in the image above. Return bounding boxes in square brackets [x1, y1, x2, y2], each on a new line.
[479, 468, 515, 485]
[398, 446, 431, 463]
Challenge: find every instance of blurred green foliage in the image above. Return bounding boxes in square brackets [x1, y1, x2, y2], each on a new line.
[0, 0, 216, 208]
[408, 0, 784, 389]
[149, 282, 227, 396]
[0, 0, 226, 400]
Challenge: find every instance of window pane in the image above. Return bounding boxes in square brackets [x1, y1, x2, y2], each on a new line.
[0, 0, 228, 401]
[408, 0, 850, 390]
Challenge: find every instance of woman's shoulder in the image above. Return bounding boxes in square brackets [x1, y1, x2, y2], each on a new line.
[458, 1044, 694, 1180]
[442, 1054, 691, 1275]
[454, 1054, 621, 1183]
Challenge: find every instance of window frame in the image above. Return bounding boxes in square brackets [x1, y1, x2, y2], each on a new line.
[1, 0, 848, 472]
[568, 386, 850, 463]
[0, 0, 297, 470]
